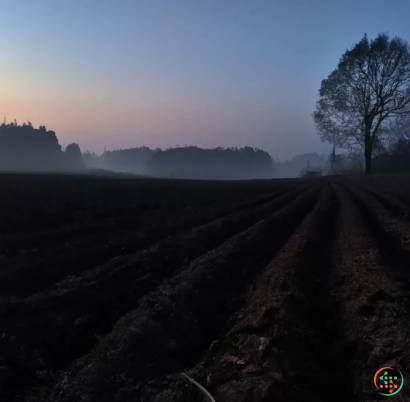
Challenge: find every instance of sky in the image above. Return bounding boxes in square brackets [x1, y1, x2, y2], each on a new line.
[2, 0, 410, 160]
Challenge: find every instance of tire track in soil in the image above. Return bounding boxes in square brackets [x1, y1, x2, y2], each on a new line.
[0, 182, 320, 401]
[47, 183, 325, 402]
[334, 184, 410, 401]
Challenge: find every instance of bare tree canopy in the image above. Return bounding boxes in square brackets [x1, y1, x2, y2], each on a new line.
[313, 33, 410, 174]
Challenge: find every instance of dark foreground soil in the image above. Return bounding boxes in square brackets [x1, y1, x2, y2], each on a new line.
[1, 173, 410, 401]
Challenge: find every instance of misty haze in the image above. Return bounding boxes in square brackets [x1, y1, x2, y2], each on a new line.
[2, 1, 410, 402]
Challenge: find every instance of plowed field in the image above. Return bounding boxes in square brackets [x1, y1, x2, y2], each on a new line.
[1, 173, 410, 401]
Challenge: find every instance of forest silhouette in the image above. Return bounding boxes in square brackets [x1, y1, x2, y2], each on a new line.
[84, 146, 276, 179]
[0, 122, 83, 172]
[1, 121, 410, 178]
[143, 146, 274, 179]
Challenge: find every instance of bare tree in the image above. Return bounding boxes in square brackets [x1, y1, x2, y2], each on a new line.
[313, 33, 410, 174]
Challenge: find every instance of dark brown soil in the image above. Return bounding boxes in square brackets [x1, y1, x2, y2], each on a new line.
[1, 173, 410, 401]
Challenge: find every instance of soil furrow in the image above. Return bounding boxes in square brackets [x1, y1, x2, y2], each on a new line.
[129, 183, 342, 402]
[190, 183, 341, 402]
[45, 183, 324, 402]
[3, 174, 410, 402]
[342, 183, 410, 285]
[357, 187, 410, 221]
[0, 184, 318, 400]
[0, 188, 291, 297]
[329, 184, 410, 401]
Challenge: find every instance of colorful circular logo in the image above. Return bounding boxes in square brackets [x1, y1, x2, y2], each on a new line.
[374, 367, 404, 396]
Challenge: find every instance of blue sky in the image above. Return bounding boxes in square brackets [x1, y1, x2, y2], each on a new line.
[2, 0, 410, 159]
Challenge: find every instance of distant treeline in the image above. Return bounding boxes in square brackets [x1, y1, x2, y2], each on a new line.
[320, 137, 410, 176]
[0, 122, 274, 179]
[373, 138, 410, 174]
[144, 146, 274, 179]
[274, 153, 328, 178]
[85, 146, 275, 179]
[85, 142, 410, 178]
[0, 122, 83, 172]
[3, 120, 409, 178]
[100, 147, 155, 173]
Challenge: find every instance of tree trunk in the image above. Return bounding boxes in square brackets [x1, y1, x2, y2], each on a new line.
[364, 127, 372, 175]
